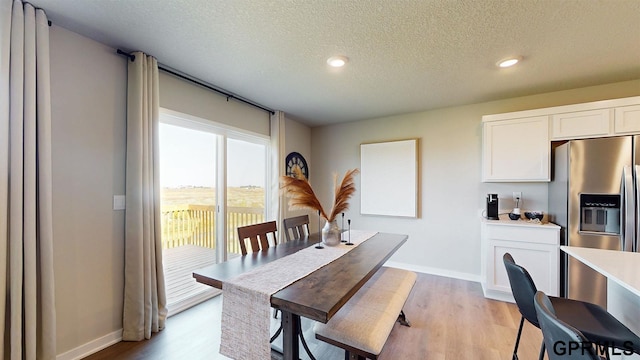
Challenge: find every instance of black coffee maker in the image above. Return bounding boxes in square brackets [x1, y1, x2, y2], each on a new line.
[486, 194, 499, 220]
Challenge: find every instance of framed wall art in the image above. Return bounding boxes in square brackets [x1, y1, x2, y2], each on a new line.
[360, 139, 419, 218]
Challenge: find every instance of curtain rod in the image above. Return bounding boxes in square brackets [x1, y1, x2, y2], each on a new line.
[116, 49, 275, 115]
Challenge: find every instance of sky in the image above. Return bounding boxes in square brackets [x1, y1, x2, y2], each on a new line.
[159, 123, 266, 188]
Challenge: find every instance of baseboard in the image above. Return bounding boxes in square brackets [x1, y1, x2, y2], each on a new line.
[384, 261, 481, 283]
[482, 287, 516, 303]
[56, 329, 122, 360]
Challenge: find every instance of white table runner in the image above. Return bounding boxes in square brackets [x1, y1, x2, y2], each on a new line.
[220, 230, 378, 360]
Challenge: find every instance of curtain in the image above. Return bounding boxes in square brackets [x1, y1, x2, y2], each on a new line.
[0, 0, 56, 359]
[122, 51, 168, 341]
[270, 111, 285, 242]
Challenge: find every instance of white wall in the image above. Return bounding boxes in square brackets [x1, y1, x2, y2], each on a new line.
[159, 71, 270, 135]
[50, 25, 127, 356]
[311, 79, 640, 280]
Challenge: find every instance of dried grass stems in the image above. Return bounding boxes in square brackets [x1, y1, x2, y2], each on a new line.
[281, 168, 359, 222]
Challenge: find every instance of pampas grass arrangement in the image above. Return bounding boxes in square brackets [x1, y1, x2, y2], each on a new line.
[281, 168, 359, 222]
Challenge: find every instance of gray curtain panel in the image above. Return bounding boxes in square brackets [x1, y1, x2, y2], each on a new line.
[0, 0, 57, 358]
[122, 51, 168, 341]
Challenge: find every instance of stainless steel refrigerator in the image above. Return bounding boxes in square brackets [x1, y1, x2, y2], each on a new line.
[549, 136, 639, 308]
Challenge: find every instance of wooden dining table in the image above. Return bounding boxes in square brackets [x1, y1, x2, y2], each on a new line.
[192, 231, 408, 360]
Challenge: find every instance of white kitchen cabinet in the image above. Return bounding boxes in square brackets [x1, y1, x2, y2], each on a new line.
[482, 115, 550, 182]
[481, 218, 560, 303]
[551, 109, 612, 140]
[614, 104, 640, 135]
[482, 96, 640, 183]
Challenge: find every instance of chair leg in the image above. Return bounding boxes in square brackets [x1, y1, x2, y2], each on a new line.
[538, 340, 545, 360]
[512, 316, 525, 360]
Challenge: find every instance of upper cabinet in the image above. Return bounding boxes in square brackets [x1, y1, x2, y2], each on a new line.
[614, 104, 640, 135]
[482, 116, 550, 182]
[550, 101, 640, 140]
[482, 96, 640, 183]
[551, 109, 612, 140]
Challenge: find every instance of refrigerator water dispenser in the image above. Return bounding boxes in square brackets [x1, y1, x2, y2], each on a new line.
[579, 194, 620, 234]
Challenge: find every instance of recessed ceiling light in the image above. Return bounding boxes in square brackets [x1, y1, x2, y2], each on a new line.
[327, 55, 349, 68]
[497, 56, 522, 68]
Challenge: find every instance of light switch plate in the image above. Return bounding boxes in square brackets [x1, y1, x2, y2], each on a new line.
[113, 195, 126, 210]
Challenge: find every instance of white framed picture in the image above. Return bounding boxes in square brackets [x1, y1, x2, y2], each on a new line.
[360, 139, 418, 217]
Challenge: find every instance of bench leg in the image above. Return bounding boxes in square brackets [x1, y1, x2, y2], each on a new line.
[397, 310, 411, 327]
[345, 351, 367, 360]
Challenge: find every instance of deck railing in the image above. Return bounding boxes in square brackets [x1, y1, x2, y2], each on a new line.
[160, 205, 264, 255]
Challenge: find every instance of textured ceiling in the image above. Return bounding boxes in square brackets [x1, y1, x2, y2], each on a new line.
[28, 0, 640, 127]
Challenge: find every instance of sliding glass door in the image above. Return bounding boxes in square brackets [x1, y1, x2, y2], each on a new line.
[158, 110, 270, 314]
[226, 138, 267, 258]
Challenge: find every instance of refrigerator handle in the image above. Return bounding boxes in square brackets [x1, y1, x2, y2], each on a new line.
[630, 165, 640, 252]
[622, 165, 634, 252]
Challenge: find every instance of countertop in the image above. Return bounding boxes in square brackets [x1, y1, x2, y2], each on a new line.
[482, 214, 560, 229]
[561, 246, 640, 297]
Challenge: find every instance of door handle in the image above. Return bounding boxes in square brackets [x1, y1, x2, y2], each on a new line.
[622, 166, 634, 252]
[635, 165, 640, 252]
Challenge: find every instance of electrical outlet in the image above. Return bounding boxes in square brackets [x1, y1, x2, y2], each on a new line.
[512, 192, 522, 202]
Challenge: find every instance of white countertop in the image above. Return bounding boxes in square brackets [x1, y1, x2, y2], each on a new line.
[561, 246, 640, 298]
[482, 214, 560, 229]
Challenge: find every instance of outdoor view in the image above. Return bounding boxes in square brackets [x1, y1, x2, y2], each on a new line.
[159, 121, 267, 311]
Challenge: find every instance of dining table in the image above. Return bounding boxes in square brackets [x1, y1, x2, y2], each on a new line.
[192, 231, 408, 360]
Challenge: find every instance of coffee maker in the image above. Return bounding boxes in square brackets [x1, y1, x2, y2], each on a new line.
[486, 194, 499, 220]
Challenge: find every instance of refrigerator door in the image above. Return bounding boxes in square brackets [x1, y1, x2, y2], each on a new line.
[567, 137, 631, 308]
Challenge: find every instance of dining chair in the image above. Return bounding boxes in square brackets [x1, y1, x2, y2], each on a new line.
[503, 253, 640, 360]
[283, 215, 310, 242]
[236, 221, 278, 256]
[534, 291, 603, 360]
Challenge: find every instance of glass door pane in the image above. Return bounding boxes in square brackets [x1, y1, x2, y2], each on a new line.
[226, 138, 267, 258]
[159, 122, 219, 314]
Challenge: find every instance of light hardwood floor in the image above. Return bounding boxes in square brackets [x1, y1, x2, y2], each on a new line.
[82, 273, 546, 360]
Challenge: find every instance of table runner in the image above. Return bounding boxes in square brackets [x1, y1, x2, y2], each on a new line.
[220, 230, 378, 360]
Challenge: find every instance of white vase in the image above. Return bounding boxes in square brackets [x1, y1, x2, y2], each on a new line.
[321, 220, 341, 246]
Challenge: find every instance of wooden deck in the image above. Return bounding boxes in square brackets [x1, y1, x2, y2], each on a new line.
[163, 245, 222, 315]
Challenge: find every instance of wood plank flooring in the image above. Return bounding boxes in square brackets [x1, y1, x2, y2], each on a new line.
[82, 273, 546, 360]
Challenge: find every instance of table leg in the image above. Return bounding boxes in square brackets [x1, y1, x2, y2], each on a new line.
[281, 310, 300, 360]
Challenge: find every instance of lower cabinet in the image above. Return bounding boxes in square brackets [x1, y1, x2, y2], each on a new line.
[481, 219, 560, 302]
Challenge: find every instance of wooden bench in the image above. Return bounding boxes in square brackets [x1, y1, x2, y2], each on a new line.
[314, 267, 417, 360]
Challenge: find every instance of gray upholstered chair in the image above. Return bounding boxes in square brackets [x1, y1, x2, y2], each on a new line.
[503, 253, 640, 360]
[534, 291, 603, 360]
